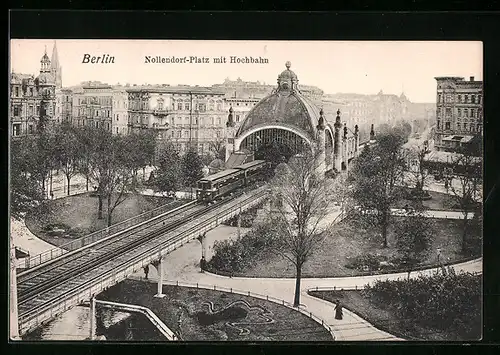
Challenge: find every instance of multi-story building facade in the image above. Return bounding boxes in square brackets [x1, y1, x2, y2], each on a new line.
[55, 88, 73, 124]
[71, 81, 113, 130]
[127, 85, 227, 155]
[224, 97, 261, 131]
[213, 77, 324, 102]
[111, 86, 129, 135]
[434, 76, 483, 152]
[10, 47, 58, 137]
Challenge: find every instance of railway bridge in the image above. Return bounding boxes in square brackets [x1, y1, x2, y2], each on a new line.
[11, 186, 269, 338]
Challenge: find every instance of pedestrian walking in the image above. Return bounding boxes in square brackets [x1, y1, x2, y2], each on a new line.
[143, 264, 149, 279]
[334, 300, 343, 320]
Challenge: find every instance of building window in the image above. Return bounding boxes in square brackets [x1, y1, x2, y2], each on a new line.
[457, 94, 462, 103]
[445, 108, 451, 117]
[185, 103, 190, 111]
[470, 109, 475, 118]
[158, 99, 164, 111]
[236, 115, 240, 122]
[171, 117, 175, 125]
[217, 118, 221, 125]
[457, 123, 461, 130]
[198, 103, 206, 112]
[116, 127, 119, 134]
[178, 103, 183, 110]
[171, 130, 175, 137]
[471, 95, 475, 104]
[438, 94, 442, 103]
[463, 123, 467, 131]
[14, 87, 19, 97]
[217, 103, 222, 111]
[12, 124, 21, 136]
[458, 108, 462, 117]
[445, 122, 450, 130]
[478, 95, 482, 104]
[464, 109, 469, 117]
[464, 94, 469, 103]
[211, 117, 215, 125]
[13, 105, 20, 116]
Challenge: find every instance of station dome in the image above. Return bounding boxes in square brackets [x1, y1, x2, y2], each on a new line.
[235, 62, 323, 141]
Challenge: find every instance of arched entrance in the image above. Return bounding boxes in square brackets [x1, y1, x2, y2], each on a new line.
[239, 128, 309, 165]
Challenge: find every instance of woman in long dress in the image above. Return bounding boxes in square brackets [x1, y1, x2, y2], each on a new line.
[334, 300, 343, 320]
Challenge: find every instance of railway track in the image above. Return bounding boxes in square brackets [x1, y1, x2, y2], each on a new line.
[17, 187, 267, 321]
[17, 201, 202, 302]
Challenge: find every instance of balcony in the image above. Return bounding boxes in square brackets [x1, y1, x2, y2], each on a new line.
[152, 109, 172, 117]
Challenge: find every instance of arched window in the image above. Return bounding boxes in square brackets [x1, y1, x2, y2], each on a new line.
[464, 94, 469, 103]
[157, 98, 164, 110]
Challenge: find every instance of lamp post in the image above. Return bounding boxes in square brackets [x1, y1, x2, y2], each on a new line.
[197, 232, 207, 272]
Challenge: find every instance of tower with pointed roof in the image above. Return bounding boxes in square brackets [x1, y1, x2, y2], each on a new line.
[50, 41, 62, 88]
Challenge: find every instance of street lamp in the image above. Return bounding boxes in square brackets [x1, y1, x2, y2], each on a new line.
[197, 232, 207, 272]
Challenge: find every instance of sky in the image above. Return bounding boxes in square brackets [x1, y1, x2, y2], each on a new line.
[10, 40, 482, 103]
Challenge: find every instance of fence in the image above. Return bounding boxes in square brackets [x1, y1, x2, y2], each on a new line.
[18, 188, 270, 335]
[19, 199, 192, 271]
[92, 299, 178, 341]
[161, 280, 336, 341]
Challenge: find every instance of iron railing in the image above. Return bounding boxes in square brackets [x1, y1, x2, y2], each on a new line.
[19, 199, 191, 270]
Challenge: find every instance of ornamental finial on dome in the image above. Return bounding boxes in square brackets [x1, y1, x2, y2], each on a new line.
[317, 108, 325, 131]
[285, 61, 291, 70]
[226, 106, 235, 128]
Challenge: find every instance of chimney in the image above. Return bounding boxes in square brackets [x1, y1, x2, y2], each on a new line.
[470, 76, 475, 82]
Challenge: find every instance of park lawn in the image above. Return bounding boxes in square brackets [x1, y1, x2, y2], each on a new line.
[25, 192, 178, 248]
[232, 217, 480, 278]
[396, 189, 461, 211]
[96, 279, 332, 341]
[308, 289, 472, 341]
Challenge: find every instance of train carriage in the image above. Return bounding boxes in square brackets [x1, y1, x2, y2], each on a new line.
[196, 160, 270, 203]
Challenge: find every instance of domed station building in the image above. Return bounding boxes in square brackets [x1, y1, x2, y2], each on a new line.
[224, 62, 364, 175]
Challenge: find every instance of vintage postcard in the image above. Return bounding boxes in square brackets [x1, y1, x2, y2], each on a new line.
[9, 39, 483, 342]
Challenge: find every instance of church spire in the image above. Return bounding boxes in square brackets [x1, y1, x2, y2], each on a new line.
[50, 41, 62, 88]
[51, 41, 60, 69]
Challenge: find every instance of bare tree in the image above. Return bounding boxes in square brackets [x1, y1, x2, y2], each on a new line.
[268, 146, 344, 307]
[448, 147, 482, 252]
[208, 137, 226, 161]
[54, 122, 82, 196]
[406, 145, 433, 195]
[350, 131, 407, 247]
[87, 127, 136, 225]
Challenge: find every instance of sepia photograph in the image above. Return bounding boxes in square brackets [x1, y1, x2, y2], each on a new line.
[9, 39, 483, 342]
